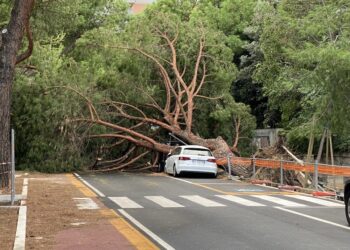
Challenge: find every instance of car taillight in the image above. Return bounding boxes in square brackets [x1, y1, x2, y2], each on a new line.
[207, 158, 216, 163]
[179, 156, 191, 161]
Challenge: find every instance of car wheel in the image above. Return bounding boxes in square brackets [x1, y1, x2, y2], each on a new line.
[346, 193, 350, 226]
[173, 165, 179, 177]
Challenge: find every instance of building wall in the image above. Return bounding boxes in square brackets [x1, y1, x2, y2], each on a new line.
[128, 0, 155, 14]
[253, 129, 283, 148]
[131, 4, 148, 13]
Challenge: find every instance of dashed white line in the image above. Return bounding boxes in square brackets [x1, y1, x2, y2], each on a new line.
[216, 195, 265, 207]
[145, 196, 184, 208]
[73, 198, 100, 210]
[287, 195, 343, 207]
[180, 195, 226, 207]
[253, 195, 307, 207]
[110, 197, 143, 208]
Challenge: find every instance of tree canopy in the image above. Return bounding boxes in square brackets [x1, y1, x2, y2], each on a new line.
[255, 0, 350, 151]
[1, 0, 349, 172]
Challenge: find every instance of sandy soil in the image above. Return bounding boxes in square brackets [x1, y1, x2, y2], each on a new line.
[0, 208, 18, 250]
[1, 172, 136, 250]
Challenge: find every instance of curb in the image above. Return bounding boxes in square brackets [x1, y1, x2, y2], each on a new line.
[312, 191, 336, 197]
[71, 173, 160, 250]
[13, 176, 28, 250]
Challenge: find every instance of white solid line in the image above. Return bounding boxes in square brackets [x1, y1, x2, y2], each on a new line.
[180, 195, 226, 207]
[21, 178, 28, 198]
[287, 195, 343, 207]
[109, 197, 143, 208]
[21, 178, 28, 206]
[21, 185, 28, 197]
[276, 207, 350, 230]
[166, 176, 194, 185]
[253, 195, 307, 207]
[13, 206, 27, 250]
[118, 209, 175, 250]
[145, 196, 184, 208]
[74, 173, 105, 197]
[216, 195, 265, 207]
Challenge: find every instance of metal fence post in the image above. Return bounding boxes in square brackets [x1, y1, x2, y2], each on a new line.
[11, 129, 15, 205]
[280, 159, 283, 185]
[252, 156, 256, 179]
[314, 160, 318, 190]
[227, 154, 232, 180]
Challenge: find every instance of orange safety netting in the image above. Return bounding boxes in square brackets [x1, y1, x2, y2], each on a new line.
[216, 157, 350, 177]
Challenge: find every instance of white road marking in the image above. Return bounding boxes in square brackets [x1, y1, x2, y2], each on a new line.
[287, 195, 343, 207]
[21, 178, 28, 199]
[13, 206, 27, 250]
[23, 178, 28, 186]
[180, 195, 226, 207]
[109, 197, 143, 208]
[118, 209, 175, 250]
[74, 173, 106, 197]
[253, 195, 307, 207]
[216, 195, 265, 207]
[276, 207, 350, 230]
[166, 176, 195, 185]
[14, 177, 29, 250]
[73, 198, 99, 210]
[236, 189, 264, 192]
[145, 196, 184, 208]
[197, 183, 236, 185]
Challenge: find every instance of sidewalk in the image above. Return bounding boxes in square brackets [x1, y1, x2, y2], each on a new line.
[0, 172, 159, 250]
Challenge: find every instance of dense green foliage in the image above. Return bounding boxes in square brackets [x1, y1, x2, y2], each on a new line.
[2, 0, 350, 171]
[255, 0, 350, 152]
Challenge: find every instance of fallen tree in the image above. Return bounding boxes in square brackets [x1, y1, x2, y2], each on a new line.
[65, 13, 254, 176]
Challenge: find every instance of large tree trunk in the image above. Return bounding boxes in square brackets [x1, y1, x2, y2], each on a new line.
[172, 128, 230, 157]
[0, 0, 34, 163]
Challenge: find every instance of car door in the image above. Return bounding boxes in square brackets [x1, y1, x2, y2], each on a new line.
[165, 150, 174, 173]
[165, 147, 180, 173]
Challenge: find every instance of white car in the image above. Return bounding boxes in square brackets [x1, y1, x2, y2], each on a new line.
[165, 145, 218, 177]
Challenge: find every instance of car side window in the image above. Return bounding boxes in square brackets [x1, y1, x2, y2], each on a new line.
[173, 147, 181, 155]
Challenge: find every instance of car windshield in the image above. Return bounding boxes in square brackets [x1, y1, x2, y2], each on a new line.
[182, 148, 212, 156]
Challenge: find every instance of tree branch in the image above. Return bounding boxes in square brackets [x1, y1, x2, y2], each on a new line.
[50, 86, 99, 121]
[16, 19, 33, 64]
[96, 150, 150, 172]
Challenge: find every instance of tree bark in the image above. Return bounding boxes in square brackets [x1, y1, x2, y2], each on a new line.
[0, 0, 34, 163]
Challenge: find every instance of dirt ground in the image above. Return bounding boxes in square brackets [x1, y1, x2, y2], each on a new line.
[0, 208, 18, 250]
[0, 173, 25, 250]
[1, 172, 134, 250]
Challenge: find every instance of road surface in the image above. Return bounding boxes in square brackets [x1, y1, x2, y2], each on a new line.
[79, 172, 350, 250]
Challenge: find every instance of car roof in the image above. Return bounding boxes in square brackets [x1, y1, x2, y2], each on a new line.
[177, 145, 210, 150]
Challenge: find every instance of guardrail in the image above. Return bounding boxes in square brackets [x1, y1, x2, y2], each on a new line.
[217, 156, 350, 195]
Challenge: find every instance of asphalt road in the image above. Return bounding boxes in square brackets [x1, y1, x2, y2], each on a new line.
[80, 172, 350, 250]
